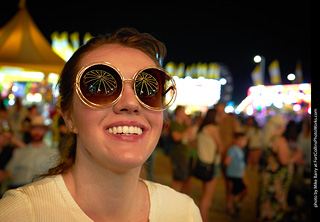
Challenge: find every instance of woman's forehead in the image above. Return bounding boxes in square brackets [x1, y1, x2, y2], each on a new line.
[79, 44, 156, 74]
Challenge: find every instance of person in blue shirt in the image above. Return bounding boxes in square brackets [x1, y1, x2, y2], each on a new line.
[224, 132, 248, 215]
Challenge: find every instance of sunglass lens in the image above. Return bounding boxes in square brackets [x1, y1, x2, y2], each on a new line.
[135, 68, 175, 110]
[79, 64, 122, 106]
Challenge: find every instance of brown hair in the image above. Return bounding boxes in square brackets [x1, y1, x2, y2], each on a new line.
[43, 28, 167, 177]
[233, 132, 246, 139]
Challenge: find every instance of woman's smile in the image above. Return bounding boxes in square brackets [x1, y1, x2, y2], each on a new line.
[104, 120, 148, 142]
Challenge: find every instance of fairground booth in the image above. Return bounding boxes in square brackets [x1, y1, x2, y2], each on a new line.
[0, 4, 65, 108]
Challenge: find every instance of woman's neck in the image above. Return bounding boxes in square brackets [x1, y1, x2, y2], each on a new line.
[62, 145, 150, 222]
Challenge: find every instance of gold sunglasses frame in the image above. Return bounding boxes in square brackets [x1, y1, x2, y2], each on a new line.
[75, 62, 177, 111]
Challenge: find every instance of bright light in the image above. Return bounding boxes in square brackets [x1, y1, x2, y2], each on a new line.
[219, 78, 227, 85]
[287, 73, 296, 81]
[246, 84, 311, 109]
[12, 85, 19, 92]
[185, 108, 192, 115]
[236, 94, 254, 113]
[225, 105, 234, 113]
[274, 100, 284, 109]
[8, 99, 15, 106]
[246, 105, 254, 116]
[254, 55, 262, 63]
[8, 94, 15, 100]
[225, 102, 235, 113]
[172, 77, 221, 109]
[274, 85, 284, 92]
[48, 73, 59, 83]
[299, 83, 310, 91]
[304, 94, 311, 102]
[26, 93, 42, 102]
[293, 103, 301, 112]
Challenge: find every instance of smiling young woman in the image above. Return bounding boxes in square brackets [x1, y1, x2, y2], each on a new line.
[0, 28, 201, 222]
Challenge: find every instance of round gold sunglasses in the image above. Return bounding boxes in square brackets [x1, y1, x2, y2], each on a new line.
[75, 62, 177, 111]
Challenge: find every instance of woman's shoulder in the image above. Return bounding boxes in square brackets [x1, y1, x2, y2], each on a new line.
[201, 124, 218, 136]
[145, 180, 191, 201]
[143, 180, 202, 221]
[203, 124, 217, 131]
[0, 176, 62, 221]
[0, 187, 32, 221]
[0, 175, 94, 221]
[1, 175, 59, 201]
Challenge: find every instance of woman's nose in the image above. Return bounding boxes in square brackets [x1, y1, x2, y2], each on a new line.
[113, 81, 141, 114]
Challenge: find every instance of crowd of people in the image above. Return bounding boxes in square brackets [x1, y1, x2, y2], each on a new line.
[0, 98, 59, 194]
[159, 103, 311, 222]
[0, 95, 312, 221]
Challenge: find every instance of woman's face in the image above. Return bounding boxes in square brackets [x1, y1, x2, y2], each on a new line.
[67, 44, 163, 173]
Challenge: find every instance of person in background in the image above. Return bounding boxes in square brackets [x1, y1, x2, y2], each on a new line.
[297, 115, 311, 178]
[0, 100, 26, 149]
[184, 114, 199, 195]
[21, 104, 38, 144]
[0, 100, 26, 195]
[160, 110, 172, 156]
[258, 115, 303, 222]
[170, 106, 197, 192]
[215, 103, 242, 160]
[215, 102, 243, 213]
[197, 108, 223, 222]
[4, 115, 59, 188]
[224, 132, 248, 215]
[8, 97, 28, 141]
[292, 114, 311, 220]
[0, 99, 10, 131]
[0, 129, 26, 193]
[245, 116, 262, 172]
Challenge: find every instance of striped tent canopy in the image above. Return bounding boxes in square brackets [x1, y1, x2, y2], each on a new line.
[0, 2, 65, 75]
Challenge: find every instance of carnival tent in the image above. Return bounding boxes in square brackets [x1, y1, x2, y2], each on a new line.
[0, 4, 65, 75]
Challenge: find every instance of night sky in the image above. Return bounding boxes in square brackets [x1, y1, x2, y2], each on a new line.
[1, 0, 311, 104]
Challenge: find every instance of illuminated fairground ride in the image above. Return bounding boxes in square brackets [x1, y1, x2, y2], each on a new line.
[236, 83, 311, 123]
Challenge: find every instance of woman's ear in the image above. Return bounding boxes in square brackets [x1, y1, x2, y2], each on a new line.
[61, 110, 79, 134]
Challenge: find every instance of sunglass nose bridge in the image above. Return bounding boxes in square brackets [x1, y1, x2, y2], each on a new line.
[122, 78, 135, 87]
[123, 78, 135, 83]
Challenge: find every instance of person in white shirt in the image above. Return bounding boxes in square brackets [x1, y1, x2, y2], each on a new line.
[4, 115, 58, 188]
[0, 28, 201, 222]
[245, 116, 262, 171]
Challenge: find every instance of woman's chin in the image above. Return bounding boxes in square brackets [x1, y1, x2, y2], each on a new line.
[101, 150, 151, 174]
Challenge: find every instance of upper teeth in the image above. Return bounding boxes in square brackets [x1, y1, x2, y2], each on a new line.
[107, 126, 143, 135]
